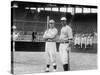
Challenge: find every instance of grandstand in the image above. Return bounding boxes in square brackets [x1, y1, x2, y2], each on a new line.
[72, 13, 97, 33]
[12, 3, 97, 34]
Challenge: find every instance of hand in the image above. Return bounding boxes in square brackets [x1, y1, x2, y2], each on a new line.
[47, 39, 53, 42]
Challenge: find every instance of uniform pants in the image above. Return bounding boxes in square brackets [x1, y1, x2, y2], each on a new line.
[45, 42, 57, 64]
[59, 43, 70, 64]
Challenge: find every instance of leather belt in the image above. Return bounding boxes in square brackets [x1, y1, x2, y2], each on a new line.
[60, 42, 69, 43]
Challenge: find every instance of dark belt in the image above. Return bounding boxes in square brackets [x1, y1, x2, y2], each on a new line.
[60, 42, 69, 43]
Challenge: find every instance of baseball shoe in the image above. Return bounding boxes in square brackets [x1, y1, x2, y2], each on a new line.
[45, 68, 50, 72]
[53, 69, 56, 72]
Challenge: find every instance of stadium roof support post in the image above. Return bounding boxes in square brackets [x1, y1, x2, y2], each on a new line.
[58, 7, 60, 13]
[66, 6, 68, 13]
[72, 7, 75, 15]
[74, 7, 75, 15]
[90, 8, 92, 13]
[22, 22, 24, 35]
[36, 7, 37, 12]
[82, 7, 83, 14]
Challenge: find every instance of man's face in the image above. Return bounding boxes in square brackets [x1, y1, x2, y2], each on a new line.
[61, 20, 66, 26]
[49, 22, 54, 28]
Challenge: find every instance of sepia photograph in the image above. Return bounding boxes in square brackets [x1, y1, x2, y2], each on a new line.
[11, 0, 97, 74]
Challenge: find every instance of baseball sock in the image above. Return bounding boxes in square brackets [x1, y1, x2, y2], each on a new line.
[53, 63, 57, 71]
[63, 64, 69, 71]
[53, 65, 57, 69]
[47, 64, 50, 68]
[45, 64, 50, 72]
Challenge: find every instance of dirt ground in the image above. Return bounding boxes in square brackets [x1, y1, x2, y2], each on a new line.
[13, 51, 97, 74]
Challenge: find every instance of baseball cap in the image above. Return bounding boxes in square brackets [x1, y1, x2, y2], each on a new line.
[49, 19, 55, 23]
[60, 17, 67, 20]
[12, 25, 16, 29]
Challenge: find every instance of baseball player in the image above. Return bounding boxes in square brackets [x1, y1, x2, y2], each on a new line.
[81, 34, 87, 48]
[59, 17, 73, 71]
[32, 32, 37, 42]
[74, 34, 78, 47]
[12, 25, 19, 51]
[74, 34, 81, 48]
[43, 19, 58, 72]
[78, 34, 81, 48]
[89, 34, 93, 47]
[86, 34, 90, 48]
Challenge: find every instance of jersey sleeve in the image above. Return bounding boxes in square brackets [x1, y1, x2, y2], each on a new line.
[48, 28, 58, 38]
[43, 28, 58, 39]
[67, 27, 73, 40]
[43, 30, 48, 39]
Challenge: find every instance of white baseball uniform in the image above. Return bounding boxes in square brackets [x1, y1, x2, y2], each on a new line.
[86, 36, 90, 45]
[81, 36, 87, 48]
[74, 36, 81, 45]
[59, 25, 73, 64]
[74, 36, 78, 45]
[13, 31, 19, 41]
[89, 36, 93, 46]
[13, 31, 19, 51]
[43, 28, 58, 63]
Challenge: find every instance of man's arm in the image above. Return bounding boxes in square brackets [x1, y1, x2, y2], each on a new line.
[43, 30, 49, 39]
[43, 29, 58, 41]
[44, 29, 57, 38]
[68, 27, 73, 46]
[47, 29, 58, 39]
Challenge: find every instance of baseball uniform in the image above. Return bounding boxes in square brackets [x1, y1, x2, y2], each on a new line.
[43, 27, 58, 72]
[59, 25, 73, 64]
